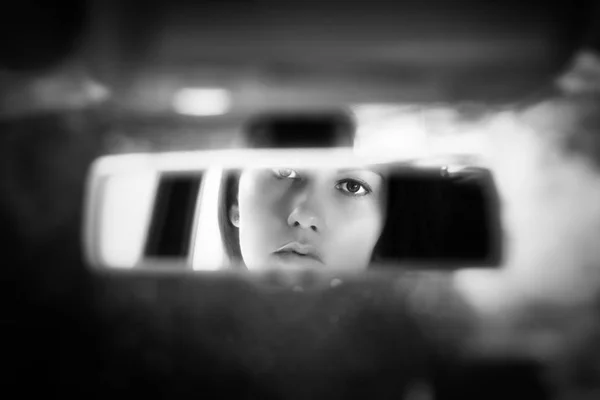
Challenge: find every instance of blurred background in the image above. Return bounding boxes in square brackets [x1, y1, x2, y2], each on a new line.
[2, 0, 598, 148]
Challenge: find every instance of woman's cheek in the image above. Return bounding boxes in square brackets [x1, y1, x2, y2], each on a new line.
[238, 203, 276, 268]
[325, 198, 384, 266]
[238, 174, 288, 267]
[335, 194, 384, 228]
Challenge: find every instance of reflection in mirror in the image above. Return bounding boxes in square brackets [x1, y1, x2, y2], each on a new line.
[144, 174, 202, 258]
[84, 150, 500, 272]
[218, 165, 500, 271]
[219, 166, 388, 271]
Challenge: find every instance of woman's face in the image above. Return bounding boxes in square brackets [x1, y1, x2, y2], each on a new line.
[232, 167, 386, 270]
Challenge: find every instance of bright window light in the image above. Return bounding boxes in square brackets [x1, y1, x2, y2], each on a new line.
[192, 168, 226, 270]
[353, 112, 429, 159]
[173, 88, 231, 116]
[352, 104, 488, 163]
[98, 172, 158, 268]
[92, 148, 404, 176]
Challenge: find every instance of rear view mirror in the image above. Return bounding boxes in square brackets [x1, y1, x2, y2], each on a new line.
[83, 149, 501, 271]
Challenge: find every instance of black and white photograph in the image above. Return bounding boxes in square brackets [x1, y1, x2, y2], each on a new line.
[4, 1, 600, 399]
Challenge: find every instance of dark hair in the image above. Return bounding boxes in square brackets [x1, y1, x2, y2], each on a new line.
[217, 169, 244, 268]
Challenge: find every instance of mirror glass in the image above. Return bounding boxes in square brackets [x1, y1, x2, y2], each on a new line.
[84, 145, 501, 272]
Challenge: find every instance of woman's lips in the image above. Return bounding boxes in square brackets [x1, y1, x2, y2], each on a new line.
[273, 242, 323, 263]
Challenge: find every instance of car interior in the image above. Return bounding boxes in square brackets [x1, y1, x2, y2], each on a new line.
[5, 1, 600, 399]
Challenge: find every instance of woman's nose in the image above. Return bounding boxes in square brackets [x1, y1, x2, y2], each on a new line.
[287, 206, 323, 232]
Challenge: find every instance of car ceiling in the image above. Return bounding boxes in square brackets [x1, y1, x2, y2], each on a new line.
[86, 0, 590, 113]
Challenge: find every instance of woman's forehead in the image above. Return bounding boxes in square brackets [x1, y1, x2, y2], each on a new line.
[241, 166, 386, 180]
[264, 166, 383, 174]
[304, 167, 386, 179]
[335, 167, 385, 178]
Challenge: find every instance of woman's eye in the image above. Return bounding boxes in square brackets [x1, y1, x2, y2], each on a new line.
[335, 179, 371, 196]
[272, 168, 299, 179]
